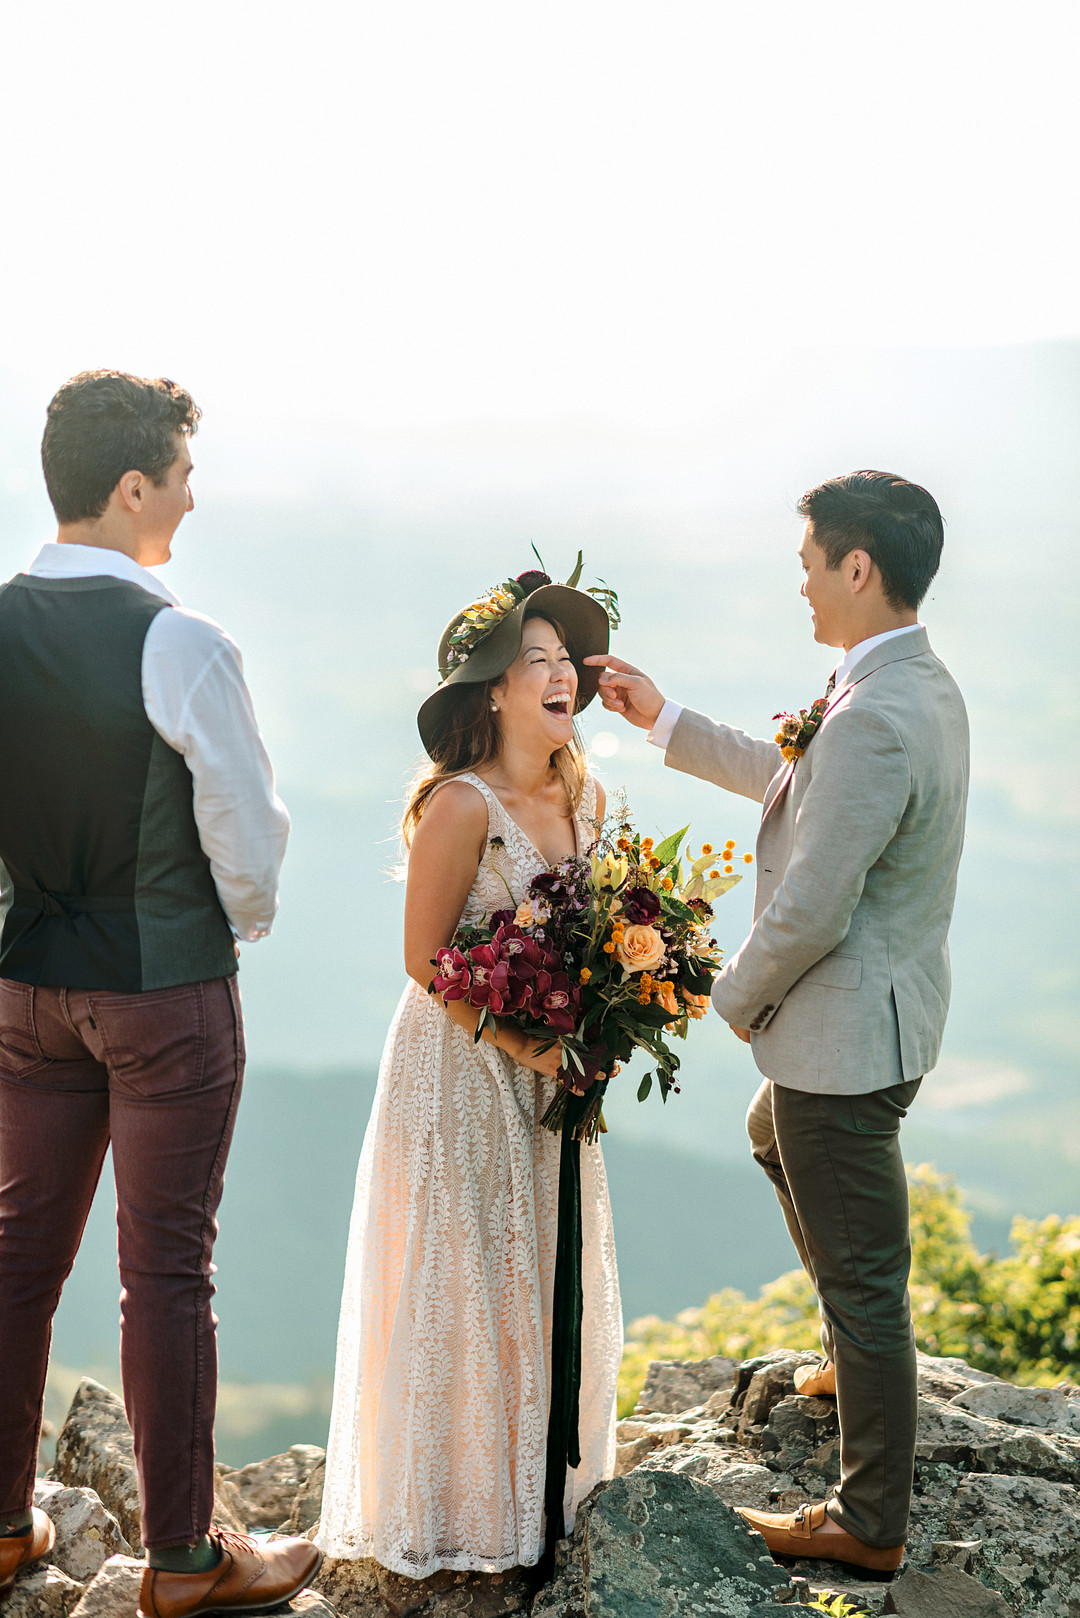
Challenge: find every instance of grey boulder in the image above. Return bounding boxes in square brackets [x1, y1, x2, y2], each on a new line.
[3, 1563, 84, 1618]
[882, 1564, 1013, 1616]
[33, 1480, 131, 1584]
[219, 1445, 325, 1531]
[531, 1469, 796, 1617]
[68, 1556, 144, 1618]
[637, 1356, 739, 1416]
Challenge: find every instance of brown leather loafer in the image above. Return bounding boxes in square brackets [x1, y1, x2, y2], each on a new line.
[793, 1359, 836, 1397]
[0, 1508, 57, 1595]
[138, 1530, 322, 1618]
[737, 1501, 904, 1574]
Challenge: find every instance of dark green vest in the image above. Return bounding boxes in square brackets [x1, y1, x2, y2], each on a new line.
[0, 573, 237, 991]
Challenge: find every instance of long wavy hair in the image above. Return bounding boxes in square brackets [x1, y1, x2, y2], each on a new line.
[402, 611, 588, 848]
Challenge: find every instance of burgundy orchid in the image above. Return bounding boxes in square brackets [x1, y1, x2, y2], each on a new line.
[432, 947, 472, 1001]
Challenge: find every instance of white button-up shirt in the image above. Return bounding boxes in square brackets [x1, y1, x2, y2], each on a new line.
[646, 623, 923, 751]
[22, 543, 290, 941]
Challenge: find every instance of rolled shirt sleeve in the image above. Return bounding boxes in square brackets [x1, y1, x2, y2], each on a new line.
[647, 698, 684, 750]
[141, 608, 290, 940]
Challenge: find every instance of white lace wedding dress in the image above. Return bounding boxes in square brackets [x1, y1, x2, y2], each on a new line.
[317, 772, 622, 1577]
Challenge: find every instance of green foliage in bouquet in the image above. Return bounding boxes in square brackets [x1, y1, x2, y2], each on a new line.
[618, 1164, 1080, 1415]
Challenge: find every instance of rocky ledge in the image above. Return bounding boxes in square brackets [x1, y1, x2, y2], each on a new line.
[14, 1357, 1080, 1617]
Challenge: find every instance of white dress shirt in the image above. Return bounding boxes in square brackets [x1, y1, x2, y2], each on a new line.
[25, 544, 290, 941]
[646, 623, 924, 751]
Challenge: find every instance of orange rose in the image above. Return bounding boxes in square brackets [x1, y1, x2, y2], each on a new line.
[615, 924, 666, 974]
[682, 989, 710, 1019]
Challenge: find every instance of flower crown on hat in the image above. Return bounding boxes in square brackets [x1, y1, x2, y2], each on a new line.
[440, 550, 620, 683]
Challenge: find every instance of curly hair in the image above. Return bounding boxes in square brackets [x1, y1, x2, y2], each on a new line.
[41, 370, 200, 523]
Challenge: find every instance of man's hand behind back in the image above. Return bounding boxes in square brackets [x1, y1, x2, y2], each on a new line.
[583, 654, 666, 731]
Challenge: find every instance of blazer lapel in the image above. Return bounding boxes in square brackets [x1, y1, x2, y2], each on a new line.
[760, 631, 929, 823]
[826, 626, 930, 712]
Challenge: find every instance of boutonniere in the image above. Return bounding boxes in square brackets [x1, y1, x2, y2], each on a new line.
[772, 695, 830, 762]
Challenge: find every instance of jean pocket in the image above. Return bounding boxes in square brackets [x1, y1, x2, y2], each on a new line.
[91, 984, 207, 1097]
[0, 980, 49, 1078]
[849, 1079, 921, 1135]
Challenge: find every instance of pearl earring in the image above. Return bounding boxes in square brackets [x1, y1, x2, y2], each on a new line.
[490, 701, 498, 713]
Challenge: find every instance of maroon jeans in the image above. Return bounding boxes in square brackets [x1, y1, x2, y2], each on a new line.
[0, 975, 244, 1549]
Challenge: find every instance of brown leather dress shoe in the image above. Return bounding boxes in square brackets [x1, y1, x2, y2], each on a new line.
[138, 1531, 322, 1618]
[793, 1359, 837, 1397]
[0, 1509, 57, 1595]
[737, 1501, 904, 1574]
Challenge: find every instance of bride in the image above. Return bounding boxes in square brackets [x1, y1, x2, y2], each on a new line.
[317, 568, 623, 1578]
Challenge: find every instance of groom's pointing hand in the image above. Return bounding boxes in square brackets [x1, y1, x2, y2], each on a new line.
[583, 655, 666, 732]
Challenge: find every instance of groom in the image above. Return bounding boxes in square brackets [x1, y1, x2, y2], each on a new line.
[0, 372, 319, 1615]
[588, 471, 968, 1573]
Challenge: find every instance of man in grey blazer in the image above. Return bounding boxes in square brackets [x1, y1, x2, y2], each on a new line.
[587, 471, 968, 1575]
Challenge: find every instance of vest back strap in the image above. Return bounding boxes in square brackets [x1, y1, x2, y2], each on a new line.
[13, 888, 137, 917]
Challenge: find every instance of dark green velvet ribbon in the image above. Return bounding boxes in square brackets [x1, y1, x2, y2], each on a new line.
[542, 1088, 592, 1564]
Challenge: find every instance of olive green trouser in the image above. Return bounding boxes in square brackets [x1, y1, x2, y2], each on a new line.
[746, 1076, 922, 1549]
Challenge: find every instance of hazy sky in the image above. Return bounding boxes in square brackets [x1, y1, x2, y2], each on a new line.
[2, 1, 1078, 430]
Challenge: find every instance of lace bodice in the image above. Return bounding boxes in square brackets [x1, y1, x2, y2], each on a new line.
[455, 770, 600, 928]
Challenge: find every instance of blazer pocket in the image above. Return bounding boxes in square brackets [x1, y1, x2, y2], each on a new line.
[798, 952, 862, 991]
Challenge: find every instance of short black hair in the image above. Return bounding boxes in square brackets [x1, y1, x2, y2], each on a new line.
[798, 470, 944, 610]
[41, 370, 200, 523]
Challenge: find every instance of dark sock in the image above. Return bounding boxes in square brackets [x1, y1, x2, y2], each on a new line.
[147, 1537, 222, 1574]
[0, 1512, 34, 1537]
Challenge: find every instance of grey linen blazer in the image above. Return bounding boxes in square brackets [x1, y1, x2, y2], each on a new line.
[666, 628, 969, 1094]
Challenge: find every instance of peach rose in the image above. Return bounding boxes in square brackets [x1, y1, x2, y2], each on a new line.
[682, 989, 710, 1019]
[615, 924, 666, 974]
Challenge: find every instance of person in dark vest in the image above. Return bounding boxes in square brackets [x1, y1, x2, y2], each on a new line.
[0, 372, 320, 1616]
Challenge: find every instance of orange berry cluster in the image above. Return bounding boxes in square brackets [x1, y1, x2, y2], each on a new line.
[603, 914, 627, 956]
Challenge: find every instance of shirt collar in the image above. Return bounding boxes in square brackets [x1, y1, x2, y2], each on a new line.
[832, 623, 922, 692]
[25, 543, 180, 606]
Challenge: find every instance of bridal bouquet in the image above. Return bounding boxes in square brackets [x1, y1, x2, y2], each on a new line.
[430, 810, 751, 1141]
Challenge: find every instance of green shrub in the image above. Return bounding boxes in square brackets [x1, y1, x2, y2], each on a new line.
[618, 1164, 1080, 1416]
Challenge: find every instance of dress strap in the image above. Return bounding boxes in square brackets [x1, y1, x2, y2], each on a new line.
[451, 771, 507, 840]
[576, 774, 600, 847]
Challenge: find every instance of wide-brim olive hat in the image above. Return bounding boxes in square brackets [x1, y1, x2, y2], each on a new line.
[417, 564, 614, 758]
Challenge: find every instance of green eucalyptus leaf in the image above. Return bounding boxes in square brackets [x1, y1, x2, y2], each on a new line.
[637, 1073, 653, 1102]
[652, 824, 690, 867]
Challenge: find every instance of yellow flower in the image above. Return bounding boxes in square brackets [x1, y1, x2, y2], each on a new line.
[743, 853, 753, 864]
[661, 877, 673, 891]
[701, 843, 713, 855]
[657, 980, 678, 1014]
[603, 941, 616, 954]
[579, 967, 592, 984]
[709, 869, 720, 879]
[724, 865, 733, 874]
[591, 852, 629, 890]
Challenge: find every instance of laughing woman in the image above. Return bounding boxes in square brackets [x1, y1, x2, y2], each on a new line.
[317, 569, 622, 1578]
